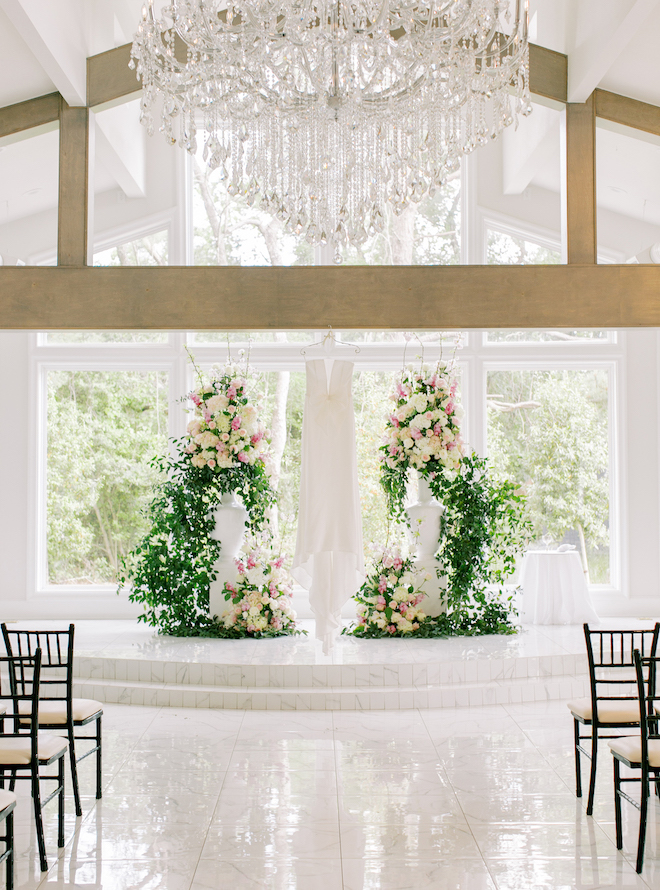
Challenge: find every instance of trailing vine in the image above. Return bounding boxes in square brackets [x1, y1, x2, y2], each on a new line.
[428, 453, 532, 635]
[118, 443, 222, 635]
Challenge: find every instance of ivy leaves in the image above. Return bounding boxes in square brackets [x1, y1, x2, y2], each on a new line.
[118, 438, 276, 637]
[429, 454, 532, 635]
[379, 453, 532, 637]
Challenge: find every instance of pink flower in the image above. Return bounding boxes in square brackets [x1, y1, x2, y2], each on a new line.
[273, 557, 284, 569]
[446, 401, 454, 414]
[237, 452, 249, 463]
[393, 557, 403, 571]
[189, 392, 201, 407]
[231, 416, 241, 431]
[235, 560, 245, 575]
[207, 459, 216, 468]
[390, 415, 400, 427]
[387, 625, 396, 634]
[251, 432, 263, 445]
[227, 386, 237, 399]
[247, 554, 257, 569]
[411, 428, 422, 440]
[376, 602, 385, 611]
[378, 577, 387, 594]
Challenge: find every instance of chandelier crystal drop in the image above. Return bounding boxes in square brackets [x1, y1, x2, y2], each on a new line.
[131, 0, 531, 257]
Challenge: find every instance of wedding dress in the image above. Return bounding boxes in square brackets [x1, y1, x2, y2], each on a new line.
[292, 359, 365, 653]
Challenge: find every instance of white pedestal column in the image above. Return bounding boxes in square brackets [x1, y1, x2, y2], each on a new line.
[406, 475, 447, 616]
[208, 492, 248, 619]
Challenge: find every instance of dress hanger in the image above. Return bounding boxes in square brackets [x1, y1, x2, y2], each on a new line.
[300, 327, 360, 357]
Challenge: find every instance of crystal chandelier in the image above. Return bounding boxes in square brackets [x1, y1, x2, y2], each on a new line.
[131, 0, 530, 259]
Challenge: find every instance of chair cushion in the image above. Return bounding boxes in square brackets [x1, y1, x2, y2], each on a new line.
[568, 698, 640, 723]
[39, 699, 103, 725]
[609, 737, 660, 769]
[0, 789, 16, 813]
[18, 698, 103, 725]
[0, 733, 68, 765]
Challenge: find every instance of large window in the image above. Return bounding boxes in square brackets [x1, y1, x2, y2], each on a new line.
[34, 328, 621, 593]
[486, 368, 612, 584]
[46, 369, 169, 585]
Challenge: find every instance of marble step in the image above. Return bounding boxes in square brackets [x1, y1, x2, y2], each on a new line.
[73, 652, 588, 690]
[72, 671, 588, 711]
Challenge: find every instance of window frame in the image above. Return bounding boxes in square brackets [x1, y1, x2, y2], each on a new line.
[31, 329, 625, 597]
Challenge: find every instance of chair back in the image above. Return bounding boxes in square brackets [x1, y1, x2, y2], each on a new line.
[0, 651, 42, 761]
[633, 649, 660, 769]
[1, 625, 74, 711]
[584, 623, 660, 723]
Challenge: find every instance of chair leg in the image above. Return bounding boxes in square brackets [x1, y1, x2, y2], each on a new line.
[574, 719, 583, 798]
[95, 714, 102, 800]
[68, 723, 82, 818]
[614, 758, 623, 850]
[57, 756, 65, 848]
[6, 809, 13, 890]
[32, 771, 47, 872]
[637, 769, 649, 874]
[587, 731, 598, 816]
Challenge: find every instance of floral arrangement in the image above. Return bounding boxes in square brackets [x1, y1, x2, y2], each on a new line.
[185, 363, 269, 472]
[221, 545, 301, 637]
[373, 364, 531, 638]
[119, 359, 278, 637]
[346, 547, 434, 638]
[380, 363, 465, 521]
[183, 362, 275, 530]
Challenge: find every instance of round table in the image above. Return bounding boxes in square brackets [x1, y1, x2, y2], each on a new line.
[520, 550, 599, 625]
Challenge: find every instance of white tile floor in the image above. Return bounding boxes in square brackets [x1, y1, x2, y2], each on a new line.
[7, 698, 660, 889]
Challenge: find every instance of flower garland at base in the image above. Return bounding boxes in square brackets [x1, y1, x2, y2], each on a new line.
[343, 548, 432, 638]
[217, 546, 304, 638]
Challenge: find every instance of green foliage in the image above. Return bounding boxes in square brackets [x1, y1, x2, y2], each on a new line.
[429, 454, 532, 635]
[119, 431, 277, 636]
[487, 369, 610, 581]
[117, 444, 221, 635]
[47, 370, 168, 584]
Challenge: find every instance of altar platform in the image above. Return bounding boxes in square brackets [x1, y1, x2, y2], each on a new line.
[7, 617, 642, 711]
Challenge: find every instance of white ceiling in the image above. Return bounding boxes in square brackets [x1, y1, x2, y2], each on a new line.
[1, 0, 660, 250]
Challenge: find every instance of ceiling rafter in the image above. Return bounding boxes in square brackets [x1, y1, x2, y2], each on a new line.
[0, 0, 88, 106]
[568, 0, 660, 103]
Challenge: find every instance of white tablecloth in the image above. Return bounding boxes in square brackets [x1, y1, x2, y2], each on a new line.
[520, 550, 599, 625]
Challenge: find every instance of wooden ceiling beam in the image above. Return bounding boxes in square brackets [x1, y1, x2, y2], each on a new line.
[87, 43, 139, 108]
[595, 88, 660, 138]
[0, 93, 60, 140]
[565, 94, 597, 265]
[57, 102, 91, 267]
[528, 44, 568, 104]
[1, 264, 660, 329]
